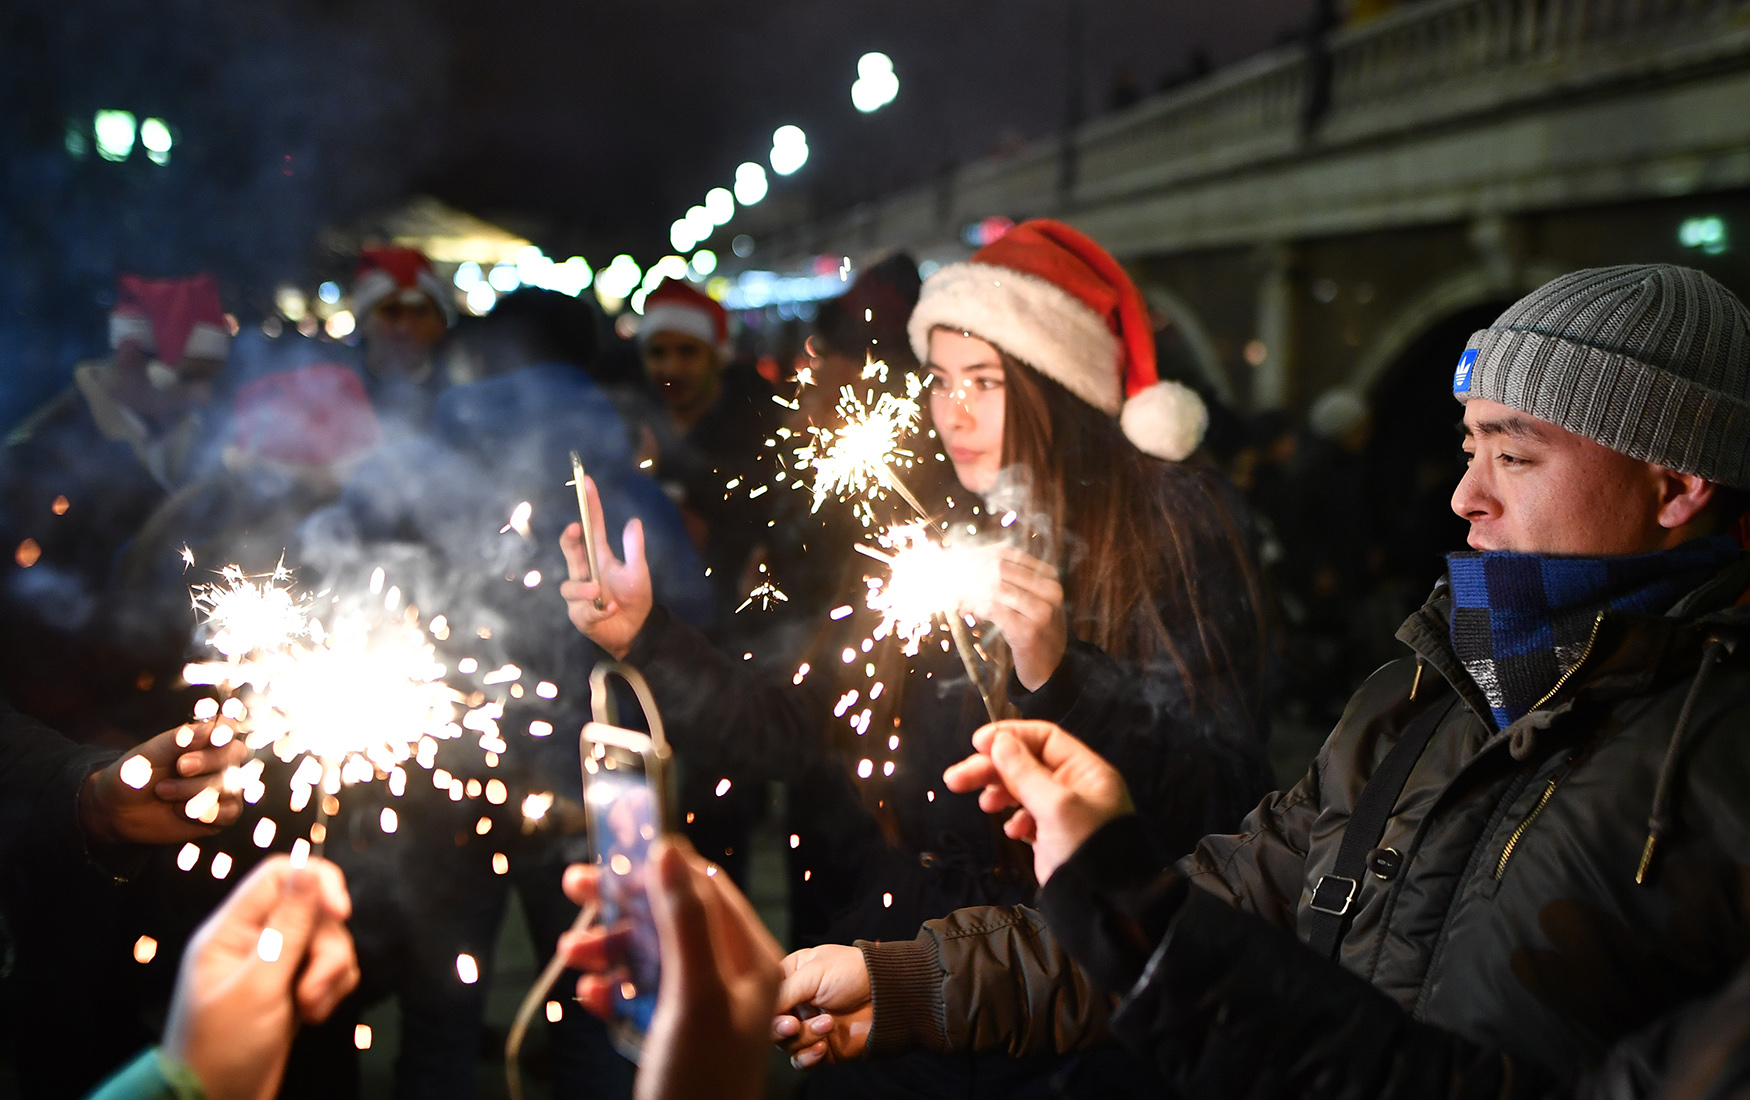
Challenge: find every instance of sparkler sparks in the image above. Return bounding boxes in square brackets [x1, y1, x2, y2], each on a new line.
[181, 560, 468, 856]
[857, 523, 1000, 657]
[792, 373, 926, 518]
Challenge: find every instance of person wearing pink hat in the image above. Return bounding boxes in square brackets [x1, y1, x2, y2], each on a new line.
[563, 222, 1272, 1098]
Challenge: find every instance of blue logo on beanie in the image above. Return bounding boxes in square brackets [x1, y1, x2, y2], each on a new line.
[1453, 349, 1477, 394]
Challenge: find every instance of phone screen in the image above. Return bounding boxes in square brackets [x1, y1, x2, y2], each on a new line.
[583, 743, 661, 1040]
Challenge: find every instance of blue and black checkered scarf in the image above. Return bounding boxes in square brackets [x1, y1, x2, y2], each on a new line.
[1447, 535, 1741, 729]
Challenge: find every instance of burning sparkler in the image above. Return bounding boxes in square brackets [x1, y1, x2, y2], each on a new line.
[735, 563, 789, 613]
[792, 374, 927, 520]
[857, 523, 1004, 720]
[182, 560, 467, 856]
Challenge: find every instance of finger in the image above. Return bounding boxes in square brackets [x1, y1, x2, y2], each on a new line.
[777, 1027, 828, 1058]
[310, 858, 352, 923]
[173, 742, 246, 778]
[562, 863, 601, 908]
[977, 784, 1019, 815]
[792, 1040, 829, 1069]
[574, 974, 613, 1018]
[295, 920, 360, 1023]
[970, 725, 1001, 755]
[1003, 808, 1038, 843]
[559, 580, 613, 616]
[994, 584, 1043, 626]
[560, 522, 590, 582]
[996, 560, 1058, 601]
[254, 864, 325, 981]
[210, 854, 295, 931]
[987, 730, 1065, 815]
[621, 517, 647, 580]
[556, 928, 611, 972]
[943, 754, 999, 794]
[153, 774, 232, 803]
[979, 720, 1061, 758]
[585, 478, 622, 573]
[136, 721, 216, 766]
[774, 959, 826, 1014]
[699, 855, 781, 979]
[208, 790, 243, 828]
[649, 838, 713, 990]
[772, 1015, 802, 1041]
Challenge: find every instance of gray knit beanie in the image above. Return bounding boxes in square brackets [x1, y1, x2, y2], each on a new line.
[1455, 264, 1750, 487]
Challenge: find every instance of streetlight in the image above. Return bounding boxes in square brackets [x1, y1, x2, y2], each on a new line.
[705, 187, 734, 225]
[770, 126, 808, 176]
[734, 162, 768, 205]
[851, 53, 899, 113]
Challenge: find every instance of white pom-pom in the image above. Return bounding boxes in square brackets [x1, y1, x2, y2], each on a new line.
[1120, 381, 1207, 461]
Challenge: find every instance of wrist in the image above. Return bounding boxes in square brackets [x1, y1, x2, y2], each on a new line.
[857, 936, 945, 1057]
[78, 769, 120, 846]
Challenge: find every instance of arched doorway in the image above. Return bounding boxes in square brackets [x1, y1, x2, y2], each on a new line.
[1362, 300, 1510, 598]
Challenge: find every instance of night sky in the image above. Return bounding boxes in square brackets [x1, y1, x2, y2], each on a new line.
[0, 1, 1310, 416]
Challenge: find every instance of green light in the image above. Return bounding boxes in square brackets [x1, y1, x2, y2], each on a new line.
[93, 110, 136, 162]
[140, 118, 172, 165]
[1679, 216, 1728, 255]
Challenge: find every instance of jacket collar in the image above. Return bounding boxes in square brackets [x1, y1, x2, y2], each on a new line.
[1397, 552, 1750, 727]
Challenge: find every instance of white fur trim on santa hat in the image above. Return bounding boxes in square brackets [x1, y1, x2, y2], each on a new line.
[1120, 380, 1207, 461]
[353, 268, 457, 327]
[110, 311, 155, 351]
[639, 303, 726, 355]
[908, 262, 1122, 414]
[183, 322, 231, 361]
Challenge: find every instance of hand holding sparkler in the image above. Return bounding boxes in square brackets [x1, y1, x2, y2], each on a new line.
[81, 720, 250, 845]
[966, 546, 1068, 693]
[560, 475, 652, 660]
[163, 855, 357, 1100]
[771, 945, 873, 1069]
[943, 720, 1134, 886]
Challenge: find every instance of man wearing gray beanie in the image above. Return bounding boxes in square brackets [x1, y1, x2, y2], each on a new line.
[771, 265, 1750, 1098]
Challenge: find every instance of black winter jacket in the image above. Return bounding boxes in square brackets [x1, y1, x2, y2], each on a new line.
[858, 555, 1750, 1092]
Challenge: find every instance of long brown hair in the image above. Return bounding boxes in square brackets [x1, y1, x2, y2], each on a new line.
[996, 353, 1267, 723]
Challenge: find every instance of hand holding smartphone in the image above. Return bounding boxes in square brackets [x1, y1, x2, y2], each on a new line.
[579, 664, 673, 1061]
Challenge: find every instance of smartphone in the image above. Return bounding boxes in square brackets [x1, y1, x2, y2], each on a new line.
[580, 719, 671, 1062]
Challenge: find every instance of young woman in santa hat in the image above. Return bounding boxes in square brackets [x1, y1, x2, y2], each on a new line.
[559, 220, 1271, 1097]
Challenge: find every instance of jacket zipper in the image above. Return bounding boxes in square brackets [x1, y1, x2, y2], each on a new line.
[1527, 611, 1606, 712]
[1494, 777, 1558, 879]
[1490, 612, 1604, 880]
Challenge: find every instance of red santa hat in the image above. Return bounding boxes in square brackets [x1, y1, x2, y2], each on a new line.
[109, 273, 231, 364]
[639, 279, 730, 356]
[230, 364, 382, 470]
[352, 247, 456, 326]
[907, 219, 1207, 461]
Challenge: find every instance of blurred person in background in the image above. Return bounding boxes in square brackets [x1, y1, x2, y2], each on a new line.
[0, 273, 231, 741]
[351, 247, 456, 427]
[627, 279, 777, 626]
[109, 364, 385, 716]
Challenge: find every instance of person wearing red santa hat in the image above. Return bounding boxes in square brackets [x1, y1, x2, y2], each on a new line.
[563, 223, 1274, 1099]
[352, 247, 455, 422]
[0, 273, 233, 737]
[631, 279, 778, 624]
